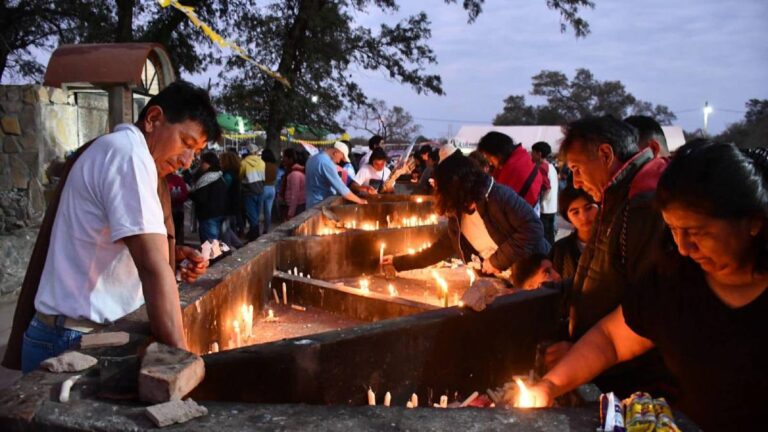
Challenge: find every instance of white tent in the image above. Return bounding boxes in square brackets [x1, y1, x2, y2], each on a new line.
[452, 125, 686, 153]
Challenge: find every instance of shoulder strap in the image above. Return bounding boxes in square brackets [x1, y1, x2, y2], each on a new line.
[518, 164, 540, 199]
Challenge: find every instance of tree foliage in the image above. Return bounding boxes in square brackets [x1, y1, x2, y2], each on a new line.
[715, 99, 768, 149]
[343, 98, 421, 142]
[493, 68, 676, 126]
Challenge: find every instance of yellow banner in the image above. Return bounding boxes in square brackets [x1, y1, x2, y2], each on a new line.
[157, 0, 290, 88]
[223, 134, 339, 146]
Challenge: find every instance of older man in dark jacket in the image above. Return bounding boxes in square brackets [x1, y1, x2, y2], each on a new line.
[545, 115, 674, 399]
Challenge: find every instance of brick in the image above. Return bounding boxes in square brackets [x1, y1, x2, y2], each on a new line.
[145, 398, 207, 427]
[79, 331, 130, 349]
[1, 116, 21, 135]
[40, 351, 97, 373]
[138, 342, 205, 403]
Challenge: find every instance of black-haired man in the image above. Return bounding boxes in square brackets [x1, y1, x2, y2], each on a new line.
[5, 81, 221, 372]
[359, 134, 384, 168]
[624, 115, 669, 157]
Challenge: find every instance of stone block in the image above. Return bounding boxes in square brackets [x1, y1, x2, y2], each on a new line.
[80, 331, 130, 349]
[23, 86, 48, 104]
[27, 177, 45, 221]
[145, 399, 208, 427]
[9, 155, 30, 189]
[19, 105, 36, 130]
[1, 100, 23, 114]
[3, 136, 21, 153]
[0, 154, 10, 190]
[19, 132, 37, 151]
[49, 88, 70, 104]
[138, 342, 205, 404]
[5, 86, 20, 102]
[40, 351, 97, 373]
[1, 116, 21, 135]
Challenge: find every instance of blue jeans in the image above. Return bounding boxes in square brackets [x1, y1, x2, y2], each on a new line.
[21, 316, 84, 373]
[198, 216, 224, 243]
[259, 185, 276, 233]
[243, 193, 262, 237]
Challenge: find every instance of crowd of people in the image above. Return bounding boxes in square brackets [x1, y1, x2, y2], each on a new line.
[4, 80, 765, 429]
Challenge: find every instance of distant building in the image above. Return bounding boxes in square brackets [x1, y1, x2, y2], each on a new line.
[452, 125, 686, 154]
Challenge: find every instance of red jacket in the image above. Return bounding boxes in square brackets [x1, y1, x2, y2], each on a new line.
[492, 145, 543, 207]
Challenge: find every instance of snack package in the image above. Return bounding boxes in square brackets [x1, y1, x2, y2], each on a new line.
[623, 392, 657, 432]
[600, 392, 626, 432]
[653, 398, 682, 432]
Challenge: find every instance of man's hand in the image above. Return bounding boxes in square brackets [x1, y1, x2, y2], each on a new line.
[363, 185, 378, 195]
[176, 245, 209, 283]
[482, 259, 500, 275]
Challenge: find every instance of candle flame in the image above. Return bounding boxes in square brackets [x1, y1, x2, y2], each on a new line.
[467, 268, 476, 286]
[416, 197, 423, 203]
[407, 248, 416, 255]
[515, 378, 535, 408]
[359, 279, 370, 293]
[267, 309, 275, 319]
[388, 283, 398, 297]
[233, 320, 240, 331]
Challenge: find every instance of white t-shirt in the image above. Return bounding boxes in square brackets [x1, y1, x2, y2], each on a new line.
[540, 162, 559, 215]
[35, 124, 167, 324]
[461, 210, 498, 259]
[354, 164, 391, 187]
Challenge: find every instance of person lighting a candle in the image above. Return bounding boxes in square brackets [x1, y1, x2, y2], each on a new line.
[381, 145, 550, 282]
[513, 141, 768, 430]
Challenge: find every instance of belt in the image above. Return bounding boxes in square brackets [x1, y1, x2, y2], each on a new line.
[35, 312, 106, 333]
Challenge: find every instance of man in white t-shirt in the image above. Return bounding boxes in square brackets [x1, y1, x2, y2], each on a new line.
[354, 148, 392, 192]
[532, 141, 559, 247]
[9, 81, 221, 372]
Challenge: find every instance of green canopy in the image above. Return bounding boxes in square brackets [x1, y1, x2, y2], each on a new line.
[217, 113, 255, 133]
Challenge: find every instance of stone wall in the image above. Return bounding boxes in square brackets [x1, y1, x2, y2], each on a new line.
[0, 85, 109, 297]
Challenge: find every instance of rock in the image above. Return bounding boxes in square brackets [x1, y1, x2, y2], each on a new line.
[138, 342, 205, 404]
[26, 177, 45, 221]
[40, 351, 97, 373]
[19, 132, 37, 151]
[79, 331, 130, 349]
[145, 399, 208, 427]
[5, 86, 20, 102]
[3, 136, 21, 153]
[18, 105, 36, 131]
[49, 88, 70, 105]
[23, 87, 48, 104]
[1, 116, 21, 135]
[9, 155, 30, 189]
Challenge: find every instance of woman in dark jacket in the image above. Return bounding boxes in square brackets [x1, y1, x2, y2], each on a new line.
[386, 148, 550, 282]
[190, 152, 229, 243]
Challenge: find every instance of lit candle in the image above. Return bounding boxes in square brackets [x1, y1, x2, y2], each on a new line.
[367, 388, 376, 406]
[467, 268, 476, 286]
[386, 215, 391, 227]
[359, 279, 369, 293]
[293, 266, 298, 275]
[407, 248, 416, 255]
[211, 342, 219, 353]
[388, 283, 398, 297]
[440, 395, 448, 408]
[376, 221, 379, 230]
[379, 243, 386, 264]
[515, 378, 535, 408]
[406, 401, 414, 409]
[416, 197, 423, 203]
[384, 391, 392, 407]
[233, 320, 240, 348]
[267, 309, 275, 321]
[282, 282, 288, 305]
[410, 393, 419, 407]
[410, 216, 417, 226]
[299, 272, 304, 277]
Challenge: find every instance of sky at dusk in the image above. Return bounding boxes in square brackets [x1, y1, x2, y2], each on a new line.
[18, 0, 768, 140]
[328, 0, 768, 139]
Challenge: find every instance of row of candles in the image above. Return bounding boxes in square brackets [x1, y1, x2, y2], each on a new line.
[316, 213, 440, 236]
[365, 379, 535, 408]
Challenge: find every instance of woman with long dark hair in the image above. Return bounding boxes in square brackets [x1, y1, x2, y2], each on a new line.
[521, 140, 768, 430]
[190, 152, 228, 243]
[384, 147, 550, 280]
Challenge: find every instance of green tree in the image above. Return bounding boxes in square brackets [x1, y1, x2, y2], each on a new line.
[344, 98, 421, 142]
[715, 99, 768, 149]
[218, 0, 596, 155]
[493, 68, 676, 126]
